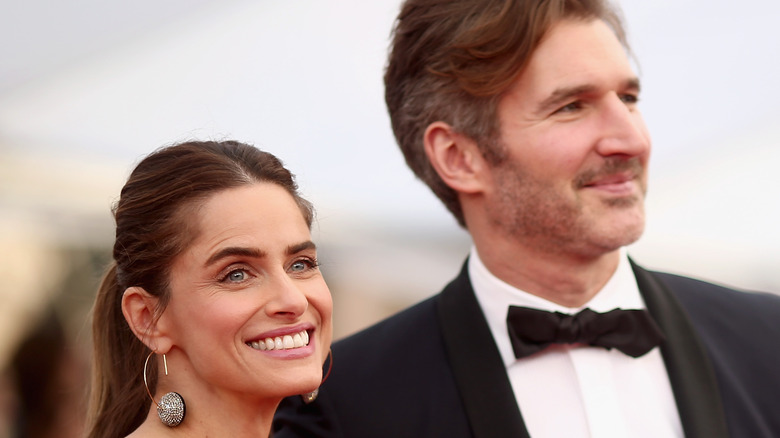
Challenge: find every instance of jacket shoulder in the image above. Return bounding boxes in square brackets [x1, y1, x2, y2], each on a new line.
[274, 293, 474, 438]
[651, 271, 780, 327]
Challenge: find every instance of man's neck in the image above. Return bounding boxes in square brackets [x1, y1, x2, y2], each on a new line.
[474, 241, 622, 308]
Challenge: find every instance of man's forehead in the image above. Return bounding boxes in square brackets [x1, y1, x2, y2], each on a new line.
[513, 20, 634, 90]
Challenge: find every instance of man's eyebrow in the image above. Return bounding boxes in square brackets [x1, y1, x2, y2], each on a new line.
[205, 247, 265, 267]
[536, 78, 641, 113]
[537, 84, 597, 113]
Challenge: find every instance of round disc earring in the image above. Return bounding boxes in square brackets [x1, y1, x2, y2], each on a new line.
[301, 348, 333, 404]
[143, 351, 186, 427]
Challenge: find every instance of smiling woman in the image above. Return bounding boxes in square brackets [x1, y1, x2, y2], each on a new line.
[85, 141, 333, 438]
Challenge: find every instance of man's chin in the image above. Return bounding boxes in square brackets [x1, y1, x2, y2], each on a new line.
[588, 214, 645, 253]
[607, 223, 645, 249]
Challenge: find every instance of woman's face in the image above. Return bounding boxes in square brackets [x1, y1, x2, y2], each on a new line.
[160, 182, 332, 402]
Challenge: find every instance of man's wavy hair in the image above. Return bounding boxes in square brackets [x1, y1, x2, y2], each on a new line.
[384, 0, 627, 227]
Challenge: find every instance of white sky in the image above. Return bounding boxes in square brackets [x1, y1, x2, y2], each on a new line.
[1, 0, 778, 293]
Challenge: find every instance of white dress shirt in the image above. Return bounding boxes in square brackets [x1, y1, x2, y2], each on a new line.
[469, 248, 684, 438]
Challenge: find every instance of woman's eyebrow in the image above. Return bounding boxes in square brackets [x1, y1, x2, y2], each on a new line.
[287, 241, 316, 255]
[205, 246, 265, 267]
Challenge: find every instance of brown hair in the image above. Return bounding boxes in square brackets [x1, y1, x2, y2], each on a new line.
[384, 0, 627, 226]
[85, 140, 313, 438]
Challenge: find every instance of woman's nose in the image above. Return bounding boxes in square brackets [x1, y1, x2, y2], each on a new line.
[264, 274, 308, 319]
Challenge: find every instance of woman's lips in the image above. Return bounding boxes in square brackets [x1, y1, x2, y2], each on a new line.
[246, 328, 311, 351]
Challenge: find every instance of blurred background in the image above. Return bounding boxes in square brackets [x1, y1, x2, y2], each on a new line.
[1, 0, 778, 436]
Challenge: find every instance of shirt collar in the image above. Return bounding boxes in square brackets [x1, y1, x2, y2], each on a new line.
[468, 247, 645, 368]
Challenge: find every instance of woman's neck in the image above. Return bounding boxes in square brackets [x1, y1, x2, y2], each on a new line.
[126, 393, 279, 438]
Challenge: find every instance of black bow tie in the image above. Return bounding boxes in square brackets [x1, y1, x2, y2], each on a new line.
[506, 306, 665, 359]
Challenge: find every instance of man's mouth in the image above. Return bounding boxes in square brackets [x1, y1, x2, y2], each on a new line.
[246, 329, 310, 351]
[575, 158, 644, 189]
[582, 172, 634, 188]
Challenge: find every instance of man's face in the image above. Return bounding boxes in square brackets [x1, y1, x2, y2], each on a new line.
[485, 18, 651, 258]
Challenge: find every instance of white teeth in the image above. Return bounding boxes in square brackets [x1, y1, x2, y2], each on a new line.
[248, 329, 310, 351]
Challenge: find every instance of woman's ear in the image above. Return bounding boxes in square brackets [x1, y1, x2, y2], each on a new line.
[423, 122, 487, 194]
[122, 287, 173, 354]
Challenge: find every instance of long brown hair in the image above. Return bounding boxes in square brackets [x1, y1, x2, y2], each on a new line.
[384, 0, 627, 226]
[85, 141, 313, 438]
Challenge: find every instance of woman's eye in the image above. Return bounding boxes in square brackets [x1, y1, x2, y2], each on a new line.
[290, 258, 318, 273]
[224, 269, 248, 283]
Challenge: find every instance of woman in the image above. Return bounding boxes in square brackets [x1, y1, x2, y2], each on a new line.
[85, 140, 333, 437]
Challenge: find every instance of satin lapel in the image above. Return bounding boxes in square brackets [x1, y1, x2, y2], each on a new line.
[436, 262, 530, 438]
[631, 260, 730, 438]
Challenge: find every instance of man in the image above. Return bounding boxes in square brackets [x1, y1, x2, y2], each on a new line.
[274, 0, 780, 436]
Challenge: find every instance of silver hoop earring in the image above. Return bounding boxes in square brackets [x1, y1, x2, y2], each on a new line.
[302, 348, 333, 404]
[144, 351, 186, 427]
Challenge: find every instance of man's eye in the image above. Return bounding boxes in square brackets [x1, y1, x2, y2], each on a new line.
[620, 94, 639, 104]
[555, 101, 582, 114]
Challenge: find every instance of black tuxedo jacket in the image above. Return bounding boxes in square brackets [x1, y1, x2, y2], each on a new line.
[273, 261, 780, 437]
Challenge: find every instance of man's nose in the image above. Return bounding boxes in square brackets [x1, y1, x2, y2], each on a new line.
[594, 94, 651, 158]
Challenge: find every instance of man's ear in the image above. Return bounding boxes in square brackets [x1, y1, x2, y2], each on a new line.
[122, 287, 173, 354]
[424, 121, 486, 194]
